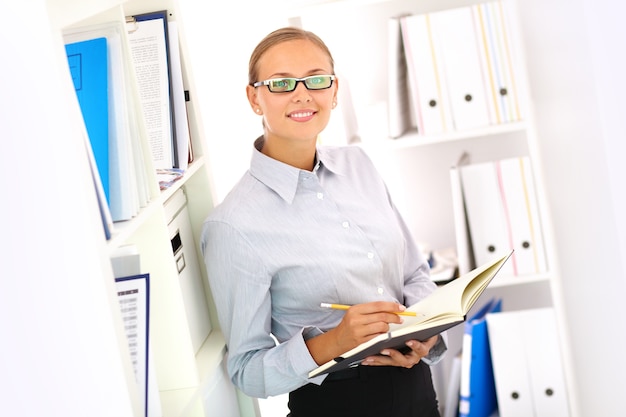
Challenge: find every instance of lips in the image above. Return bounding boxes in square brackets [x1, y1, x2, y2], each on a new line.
[288, 110, 316, 121]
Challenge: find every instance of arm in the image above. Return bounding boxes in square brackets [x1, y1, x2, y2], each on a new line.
[201, 221, 319, 397]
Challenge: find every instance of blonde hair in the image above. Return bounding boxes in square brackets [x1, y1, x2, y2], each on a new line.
[248, 27, 335, 85]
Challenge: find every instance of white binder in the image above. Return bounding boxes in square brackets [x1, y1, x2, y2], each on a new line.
[472, 1, 522, 124]
[487, 308, 570, 417]
[387, 15, 414, 138]
[450, 163, 473, 274]
[400, 13, 453, 135]
[459, 157, 547, 277]
[459, 160, 512, 276]
[498, 157, 547, 275]
[430, 6, 490, 131]
[523, 309, 570, 416]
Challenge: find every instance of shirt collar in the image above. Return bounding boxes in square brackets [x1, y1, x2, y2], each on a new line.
[248, 136, 346, 203]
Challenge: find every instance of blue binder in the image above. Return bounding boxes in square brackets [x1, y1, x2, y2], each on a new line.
[459, 298, 502, 417]
[65, 37, 109, 202]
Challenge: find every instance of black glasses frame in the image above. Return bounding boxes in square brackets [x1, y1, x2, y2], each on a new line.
[252, 75, 335, 93]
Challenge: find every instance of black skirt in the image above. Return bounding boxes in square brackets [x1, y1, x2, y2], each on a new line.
[288, 362, 440, 417]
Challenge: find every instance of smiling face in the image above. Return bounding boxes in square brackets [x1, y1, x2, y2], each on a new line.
[246, 38, 338, 150]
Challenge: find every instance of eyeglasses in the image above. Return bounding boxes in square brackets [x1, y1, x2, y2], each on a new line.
[252, 75, 335, 93]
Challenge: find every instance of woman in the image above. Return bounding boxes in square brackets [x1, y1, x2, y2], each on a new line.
[201, 26, 446, 417]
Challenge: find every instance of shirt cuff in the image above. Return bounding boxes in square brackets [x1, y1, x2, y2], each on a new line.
[422, 332, 448, 366]
[289, 326, 327, 385]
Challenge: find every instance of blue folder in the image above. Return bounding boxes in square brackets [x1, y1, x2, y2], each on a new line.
[459, 298, 502, 417]
[65, 37, 109, 203]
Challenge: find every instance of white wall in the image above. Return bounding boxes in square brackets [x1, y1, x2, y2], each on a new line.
[177, 1, 289, 203]
[583, 0, 626, 276]
[516, 0, 626, 414]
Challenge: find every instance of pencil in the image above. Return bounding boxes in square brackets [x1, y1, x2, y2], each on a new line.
[320, 303, 418, 317]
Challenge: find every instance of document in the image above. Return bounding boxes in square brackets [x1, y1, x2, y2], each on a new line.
[115, 274, 150, 417]
[309, 251, 512, 378]
[127, 11, 174, 169]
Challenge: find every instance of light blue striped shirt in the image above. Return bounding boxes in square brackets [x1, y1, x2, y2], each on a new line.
[201, 137, 446, 398]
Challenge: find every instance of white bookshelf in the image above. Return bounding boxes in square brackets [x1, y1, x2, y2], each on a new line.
[288, 1, 574, 415]
[40, 0, 257, 416]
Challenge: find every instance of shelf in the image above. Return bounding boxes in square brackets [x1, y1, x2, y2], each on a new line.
[488, 271, 551, 288]
[195, 330, 228, 381]
[159, 330, 228, 417]
[358, 121, 528, 150]
[107, 156, 206, 250]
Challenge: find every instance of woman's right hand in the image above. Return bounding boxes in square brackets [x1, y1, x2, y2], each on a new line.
[305, 301, 407, 366]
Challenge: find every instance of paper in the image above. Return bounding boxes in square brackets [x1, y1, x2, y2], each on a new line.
[115, 274, 150, 417]
[127, 11, 174, 169]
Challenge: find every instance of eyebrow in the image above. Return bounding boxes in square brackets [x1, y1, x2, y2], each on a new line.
[266, 69, 330, 79]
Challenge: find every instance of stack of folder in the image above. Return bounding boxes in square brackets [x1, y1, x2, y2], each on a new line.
[387, 0, 521, 138]
[63, 10, 192, 236]
[452, 156, 548, 278]
[487, 308, 570, 416]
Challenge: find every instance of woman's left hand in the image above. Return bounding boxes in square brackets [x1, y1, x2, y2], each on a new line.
[360, 334, 440, 368]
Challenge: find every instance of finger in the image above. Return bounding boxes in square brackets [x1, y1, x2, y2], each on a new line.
[354, 301, 408, 316]
[347, 308, 403, 327]
[357, 321, 391, 339]
[362, 348, 420, 368]
[405, 340, 430, 356]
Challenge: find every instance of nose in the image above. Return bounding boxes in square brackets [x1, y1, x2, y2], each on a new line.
[291, 80, 312, 102]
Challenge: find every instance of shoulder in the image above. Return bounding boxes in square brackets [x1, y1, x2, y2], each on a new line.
[318, 144, 377, 173]
[205, 172, 259, 224]
[318, 143, 371, 160]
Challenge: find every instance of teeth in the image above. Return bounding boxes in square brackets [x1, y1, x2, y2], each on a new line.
[290, 112, 313, 118]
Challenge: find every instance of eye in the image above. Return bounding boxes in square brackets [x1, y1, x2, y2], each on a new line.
[270, 79, 290, 90]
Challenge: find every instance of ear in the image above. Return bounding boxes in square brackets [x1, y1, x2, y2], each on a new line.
[246, 84, 261, 114]
[332, 77, 339, 107]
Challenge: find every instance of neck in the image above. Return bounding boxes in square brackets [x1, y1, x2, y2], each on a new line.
[261, 135, 317, 171]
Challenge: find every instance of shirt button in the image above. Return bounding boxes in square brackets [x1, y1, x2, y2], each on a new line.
[342, 221, 350, 228]
[367, 252, 374, 259]
[377, 287, 384, 295]
[317, 192, 324, 200]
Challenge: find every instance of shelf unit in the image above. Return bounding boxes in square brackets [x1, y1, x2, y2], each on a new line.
[43, 0, 257, 416]
[298, 0, 560, 286]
